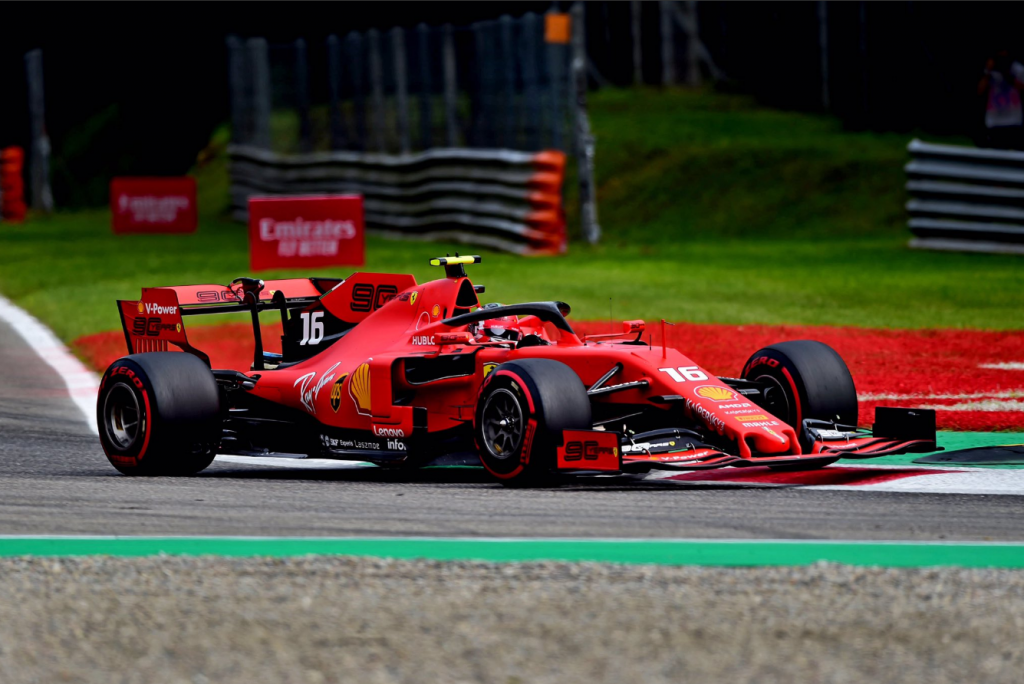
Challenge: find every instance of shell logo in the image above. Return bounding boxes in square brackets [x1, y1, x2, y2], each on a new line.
[137, 302, 144, 313]
[431, 304, 440, 318]
[349, 363, 371, 415]
[694, 386, 738, 402]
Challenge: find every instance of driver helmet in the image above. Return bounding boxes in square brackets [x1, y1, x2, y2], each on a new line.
[473, 314, 522, 343]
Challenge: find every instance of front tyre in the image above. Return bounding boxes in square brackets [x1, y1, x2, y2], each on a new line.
[741, 340, 858, 469]
[97, 352, 221, 476]
[474, 359, 591, 487]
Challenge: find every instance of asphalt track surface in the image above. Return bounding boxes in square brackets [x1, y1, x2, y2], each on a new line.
[3, 316, 1024, 541]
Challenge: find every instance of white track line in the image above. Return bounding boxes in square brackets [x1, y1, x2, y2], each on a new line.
[860, 389, 1024, 401]
[0, 293, 99, 434]
[979, 362, 1024, 370]
[919, 399, 1024, 412]
[0, 294, 374, 468]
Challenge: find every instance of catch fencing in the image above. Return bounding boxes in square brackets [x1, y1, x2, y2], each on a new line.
[227, 14, 573, 155]
[227, 9, 597, 250]
[906, 139, 1024, 254]
[229, 145, 567, 255]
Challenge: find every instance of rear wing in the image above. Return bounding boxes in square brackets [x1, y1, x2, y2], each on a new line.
[116, 277, 340, 365]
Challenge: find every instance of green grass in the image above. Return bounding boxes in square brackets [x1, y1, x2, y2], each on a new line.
[1, 88, 1021, 344]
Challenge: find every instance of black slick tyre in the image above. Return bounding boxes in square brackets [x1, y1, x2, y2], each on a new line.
[741, 340, 858, 468]
[474, 359, 591, 486]
[97, 352, 221, 476]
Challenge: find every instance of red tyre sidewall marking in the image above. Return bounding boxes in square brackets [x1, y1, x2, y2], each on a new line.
[135, 386, 152, 465]
[494, 370, 536, 412]
[101, 363, 153, 468]
[780, 366, 803, 427]
[479, 370, 538, 480]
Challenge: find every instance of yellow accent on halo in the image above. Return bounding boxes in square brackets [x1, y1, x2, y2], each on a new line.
[349, 363, 372, 414]
[429, 255, 481, 266]
[695, 386, 736, 401]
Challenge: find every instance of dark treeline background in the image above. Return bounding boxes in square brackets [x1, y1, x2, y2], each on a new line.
[1, 2, 1021, 207]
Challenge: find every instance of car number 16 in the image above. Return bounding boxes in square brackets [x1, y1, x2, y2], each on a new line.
[299, 311, 325, 346]
[658, 366, 708, 382]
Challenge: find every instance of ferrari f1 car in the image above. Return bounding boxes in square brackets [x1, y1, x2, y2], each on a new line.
[97, 256, 938, 484]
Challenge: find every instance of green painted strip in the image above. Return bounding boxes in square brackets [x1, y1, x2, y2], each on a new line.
[839, 431, 1024, 468]
[1, 537, 1024, 568]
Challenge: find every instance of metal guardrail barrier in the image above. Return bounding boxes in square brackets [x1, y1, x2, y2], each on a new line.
[228, 145, 566, 255]
[906, 139, 1024, 254]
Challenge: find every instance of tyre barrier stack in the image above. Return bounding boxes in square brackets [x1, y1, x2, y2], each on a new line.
[906, 139, 1024, 254]
[1, 147, 26, 224]
[228, 145, 567, 255]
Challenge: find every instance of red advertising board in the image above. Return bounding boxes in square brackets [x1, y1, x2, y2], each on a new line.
[248, 195, 365, 271]
[110, 177, 197, 233]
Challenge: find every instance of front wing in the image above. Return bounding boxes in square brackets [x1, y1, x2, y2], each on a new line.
[557, 408, 940, 474]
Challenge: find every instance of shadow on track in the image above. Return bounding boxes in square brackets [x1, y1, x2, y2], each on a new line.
[195, 462, 765, 492]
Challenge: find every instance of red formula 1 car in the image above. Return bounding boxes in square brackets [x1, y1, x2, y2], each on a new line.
[97, 256, 938, 484]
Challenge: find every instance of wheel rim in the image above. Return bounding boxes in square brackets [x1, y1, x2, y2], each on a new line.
[754, 374, 793, 426]
[103, 384, 142, 450]
[481, 388, 524, 461]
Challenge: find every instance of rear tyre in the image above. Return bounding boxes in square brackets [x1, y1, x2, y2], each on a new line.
[97, 352, 221, 476]
[741, 340, 858, 470]
[474, 359, 591, 487]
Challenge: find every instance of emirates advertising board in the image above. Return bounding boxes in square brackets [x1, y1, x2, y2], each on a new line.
[110, 177, 198, 233]
[248, 195, 365, 271]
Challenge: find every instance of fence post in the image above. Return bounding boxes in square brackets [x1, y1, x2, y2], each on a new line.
[24, 49, 53, 214]
[226, 36, 247, 144]
[571, 4, 600, 244]
[247, 38, 272, 149]
[295, 38, 313, 152]
[817, 1, 830, 111]
[522, 13, 542, 150]
[442, 24, 458, 147]
[545, 11, 566, 151]
[347, 32, 367, 151]
[499, 15, 516, 149]
[327, 35, 348, 150]
[472, 22, 491, 147]
[631, 1, 643, 85]
[681, 1, 701, 86]
[659, 1, 675, 86]
[391, 27, 411, 154]
[367, 28, 386, 152]
[417, 24, 433, 149]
